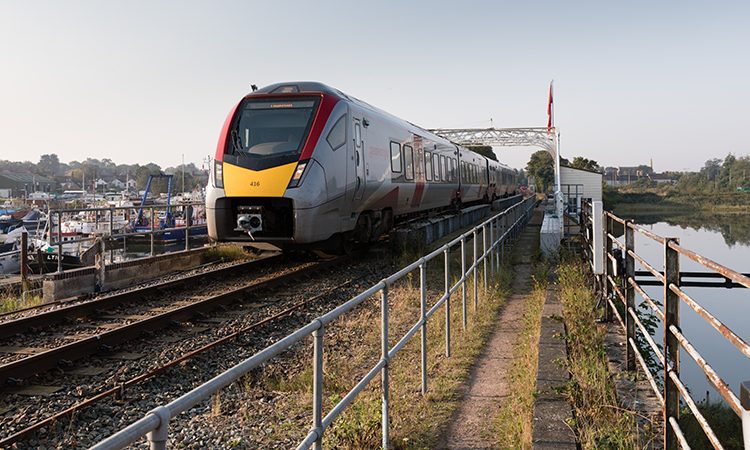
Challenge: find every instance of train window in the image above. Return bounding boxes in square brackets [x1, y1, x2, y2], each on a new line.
[354, 123, 362, 148]
[390, 141, 402, 173]
[425, 151, 433, 181]
[440, 155, 447, 181]
[404, 145, 414, 180]
[326, 116, 346, 151]
[444, 156, 450, 182]
[450, 158, 456, 181]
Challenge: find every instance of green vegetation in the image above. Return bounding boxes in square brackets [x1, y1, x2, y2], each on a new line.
[0, 286, 43, 314]
[557, 259, 640, 449]
[466, 145, 498, 162]
[526, 150, 555, 193]
[203, 244, 254, 262]
[680, 399, 743, 449]
[604, 153, 750, 211]
[495, 262, 548, 449]
[0, 154, 207, 194]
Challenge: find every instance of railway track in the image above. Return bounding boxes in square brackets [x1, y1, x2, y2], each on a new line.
[0, 250, 387, 448]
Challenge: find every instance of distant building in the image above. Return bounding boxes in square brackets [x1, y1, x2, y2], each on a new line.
[560, 165, 603, 214]
[0, 172, 57, 197]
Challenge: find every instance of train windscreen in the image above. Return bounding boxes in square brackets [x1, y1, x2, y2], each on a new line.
[225, 98, 320, 170]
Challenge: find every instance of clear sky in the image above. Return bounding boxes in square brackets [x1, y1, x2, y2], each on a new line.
[1, 0, 748, 171]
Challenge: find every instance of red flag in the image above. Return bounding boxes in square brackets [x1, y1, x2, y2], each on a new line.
[547, 81, 554, 131]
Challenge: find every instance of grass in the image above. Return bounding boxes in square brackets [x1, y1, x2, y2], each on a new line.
[0, 284, 44, 314]
[203, 243, 254, 262]
[238, 247, 514, 449]
[494, 262, 548, 449]
[557, 258, 640, 449]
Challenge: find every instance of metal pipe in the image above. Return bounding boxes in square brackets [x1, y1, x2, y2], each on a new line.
[741, 381, 749, 450]
[57, 211, 63, 273]
[444, 248, 451, 357]
[482, 224, 488, 294]
[625, 220, 635, 371]
[473, 229, 478, 314]
[150, 207, 155, 256]
[460, 238, 467, 331]
[380, 284, 390, 450]
[312, 325, 324, 450]
[664, 237, 680, 450]
[420, 263, 427, 395]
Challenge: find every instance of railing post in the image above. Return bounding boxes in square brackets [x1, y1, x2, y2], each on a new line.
[420, 263, 428, 395]
[312, 323, 324, 450]
[444, 247, 451, 357]
[20, 231, 28, 285]
[625, 220, 636, 371]
[57, 211, 63, 273]
[150, 207, 155, 256]
[494, 217, 500, 271]
[146, 405, 170, 450]
[664, 237, 680, 450]
[740, 381, 749, 450]
[185, 205, 190, 251]
[604, 214, 613, 322]
[489, 220, 494, 276]
[380, 283, 390, 450]
[482, 224, 488, 293]
[460, 238, 467, 331]
[473, 229, 478, 314]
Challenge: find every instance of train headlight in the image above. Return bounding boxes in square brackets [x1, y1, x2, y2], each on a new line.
[214, 160, 224, 188]
[288, 161, 308, 188]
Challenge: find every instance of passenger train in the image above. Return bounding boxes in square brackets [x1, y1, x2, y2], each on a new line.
[206, 82, 518, 250]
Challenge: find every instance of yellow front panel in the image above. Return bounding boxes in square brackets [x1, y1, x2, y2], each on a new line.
[223, 161, 296, 197]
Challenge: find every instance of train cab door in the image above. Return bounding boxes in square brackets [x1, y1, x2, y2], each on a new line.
[350, 116, 366, 201]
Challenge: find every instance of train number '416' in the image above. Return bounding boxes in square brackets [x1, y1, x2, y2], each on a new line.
[249, 181, 260, 187]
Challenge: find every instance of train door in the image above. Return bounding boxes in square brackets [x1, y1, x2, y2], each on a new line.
[351, 116, 365, 201]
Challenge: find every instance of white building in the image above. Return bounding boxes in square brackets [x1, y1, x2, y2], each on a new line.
[560, 165, 603, 215]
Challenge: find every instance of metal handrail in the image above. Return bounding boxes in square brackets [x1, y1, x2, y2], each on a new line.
[586, 207, 750, 449]
[90, 196, 536, 450]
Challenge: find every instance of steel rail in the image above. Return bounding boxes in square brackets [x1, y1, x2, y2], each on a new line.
[89, 196, 536, 450]
[627, 337, 664, 405]
[669, 283, 750, 359]
[0, 275, 361, 447]
[668, 241, 750, 290]
[630, 223, 666, 245]
[0, 254, 283, 339]
[627, 306, 665, 366]
[629, 277, 665, 321]
[607, 297, 626, 330]
[668, 370, 724, 450]
[668, 324, 742, 416]
[607, 275, 626, 306]
[606, 233, 625, 249]
[628, 250, 665, 284]
[0, 256, 340, 384]
[668, 417, 691, 450]
[606, 211, 626, 225]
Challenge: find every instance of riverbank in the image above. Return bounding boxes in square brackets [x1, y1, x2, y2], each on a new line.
[605, 191, 750, 214]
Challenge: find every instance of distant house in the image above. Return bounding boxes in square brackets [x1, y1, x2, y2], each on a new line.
[0, 172, 57, 197]
[108, 178, 126, 189]
[649, 173, 676, 184]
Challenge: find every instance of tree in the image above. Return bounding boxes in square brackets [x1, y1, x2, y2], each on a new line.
[466, 145, 497, 161]
[569, 156, 602, 173]
[701, 158, 722, 181]
[526, 150, 554, 192]
[38, 154, 60, 176]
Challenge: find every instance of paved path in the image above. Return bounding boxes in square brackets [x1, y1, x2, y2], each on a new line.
[441, 212, 541, 449]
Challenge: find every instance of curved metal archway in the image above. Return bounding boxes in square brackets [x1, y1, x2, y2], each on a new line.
[429, 127, 562, 213]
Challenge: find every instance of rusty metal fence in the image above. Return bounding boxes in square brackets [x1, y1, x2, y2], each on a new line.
[581, 201, 750, 449]
[89, 196, 536, 450]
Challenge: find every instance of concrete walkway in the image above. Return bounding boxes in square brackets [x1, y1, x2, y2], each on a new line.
[440, 211, 541, 449]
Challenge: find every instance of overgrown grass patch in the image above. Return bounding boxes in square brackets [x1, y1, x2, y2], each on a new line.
[494, 262, 548, 449]
[558, 259, 640, 449]
[203, 244, 253, 262]
[236, 248, 514, 449]
[0, 285, 43, 314]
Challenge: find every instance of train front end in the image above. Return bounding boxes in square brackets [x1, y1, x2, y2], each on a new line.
[206, 83, 340, 248]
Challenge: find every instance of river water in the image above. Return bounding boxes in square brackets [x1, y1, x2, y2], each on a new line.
[620, 212, 750, 404]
